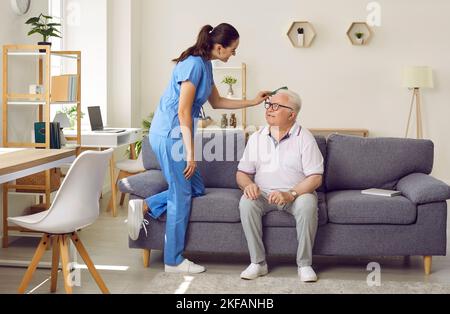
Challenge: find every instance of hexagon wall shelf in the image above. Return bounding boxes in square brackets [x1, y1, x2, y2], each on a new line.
[347, 22, 373, 46]
[287, 21, 316, 48]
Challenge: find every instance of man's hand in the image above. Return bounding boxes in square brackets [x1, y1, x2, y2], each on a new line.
[268, 191, 295, 206]
[244, 183, 261, 200]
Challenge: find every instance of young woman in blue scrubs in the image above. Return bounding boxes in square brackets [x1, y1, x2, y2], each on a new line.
[128, 23, 269, 273]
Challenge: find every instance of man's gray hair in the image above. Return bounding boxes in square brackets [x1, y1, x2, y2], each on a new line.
[278, 89, 302, 114]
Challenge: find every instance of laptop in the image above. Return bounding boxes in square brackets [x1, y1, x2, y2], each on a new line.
[88, 106, 126, 133]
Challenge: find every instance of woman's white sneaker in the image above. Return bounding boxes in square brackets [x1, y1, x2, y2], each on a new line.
[240, 263, 269, 280]
[165, 259, 206, 274]
[298, 266, 318, 282]
[127, 199, 146, 241]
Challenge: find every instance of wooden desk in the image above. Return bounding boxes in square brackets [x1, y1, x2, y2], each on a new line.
[65, 128, 143, 217]
[1, 148, 76, 248]
[309, 128, 369, 138]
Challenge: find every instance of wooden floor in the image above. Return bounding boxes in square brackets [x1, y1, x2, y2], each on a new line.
[0, 196, 449, 294]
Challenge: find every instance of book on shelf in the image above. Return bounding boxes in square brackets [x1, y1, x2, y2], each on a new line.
[34, 122, 61, 149]
[361, 188, 402, 197]
[51, 75, 78, 102]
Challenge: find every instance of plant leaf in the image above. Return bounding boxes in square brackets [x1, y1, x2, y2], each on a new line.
[25, 17, 40, 24]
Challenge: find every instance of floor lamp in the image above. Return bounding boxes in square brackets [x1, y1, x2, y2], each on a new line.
[403, 66, 434, 139]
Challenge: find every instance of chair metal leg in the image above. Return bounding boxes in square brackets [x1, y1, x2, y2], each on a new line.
[18, 234, 50, 294]
[70, 233, 110, 294]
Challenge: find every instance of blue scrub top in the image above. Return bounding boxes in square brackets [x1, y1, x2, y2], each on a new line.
[150, 56, 214, 137]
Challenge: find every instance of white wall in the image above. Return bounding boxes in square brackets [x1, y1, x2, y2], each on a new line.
[107, 0, 142, 129]
[140, 0, 450, 182]
[64, 0, 107, 127]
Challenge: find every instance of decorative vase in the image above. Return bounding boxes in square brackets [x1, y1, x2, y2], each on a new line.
[355, 37, 364, 45]
[227, 85, 234, 97]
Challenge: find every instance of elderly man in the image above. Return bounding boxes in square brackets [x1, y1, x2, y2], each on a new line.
[236, 89, 324, 282]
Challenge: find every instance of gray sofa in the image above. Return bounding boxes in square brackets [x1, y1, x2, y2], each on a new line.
[119, 132, 450, 274]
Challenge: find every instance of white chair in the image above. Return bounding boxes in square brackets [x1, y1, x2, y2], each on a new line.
[107, 152, 145, 211]
[8, 149, 114, 294]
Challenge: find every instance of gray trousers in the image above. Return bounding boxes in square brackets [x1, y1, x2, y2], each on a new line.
[239, 192, 318, 267]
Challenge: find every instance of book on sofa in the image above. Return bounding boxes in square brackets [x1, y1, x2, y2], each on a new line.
[361, 188, 402, 197]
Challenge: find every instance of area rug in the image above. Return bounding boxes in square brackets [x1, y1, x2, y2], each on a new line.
[142, 273, 450, 294]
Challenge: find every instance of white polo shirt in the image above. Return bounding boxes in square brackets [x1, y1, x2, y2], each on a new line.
[238, 123, 324, 193]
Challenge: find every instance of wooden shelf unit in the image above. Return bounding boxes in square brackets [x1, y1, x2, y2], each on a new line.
[2, 45, 82, 248]
[346, 22, 373, 46]
[210, 63, 247, 129]
[287, 21, 317, 48]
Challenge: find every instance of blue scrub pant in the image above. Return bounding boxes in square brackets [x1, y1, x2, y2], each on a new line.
[145, 134, 205, 266]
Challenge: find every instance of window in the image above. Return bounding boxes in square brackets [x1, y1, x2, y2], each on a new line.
[48, 0, 107, 129]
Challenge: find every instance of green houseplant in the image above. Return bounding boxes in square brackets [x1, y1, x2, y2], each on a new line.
[56, 105, 84, 130]
[26, 14, 61, 51]
[127, 113, 154, 158]
[222, 75, 238, 97]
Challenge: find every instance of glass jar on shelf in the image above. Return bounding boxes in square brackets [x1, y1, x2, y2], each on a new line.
[221, 114, 228, 129]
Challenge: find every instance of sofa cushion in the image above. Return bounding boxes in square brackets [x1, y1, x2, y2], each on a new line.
[263, 192, 328, 227]
[314, 136, 327, 192]
[118, 170, 167, 199]
[196, 130, 245, 189]
[142, 136, 161, 170]
[325, 134, 434, 192]
[157, 188, 242, 223]
[327, 190, 417, 225]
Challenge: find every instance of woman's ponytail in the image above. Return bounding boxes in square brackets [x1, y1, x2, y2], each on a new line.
[173, 23, 239, 63]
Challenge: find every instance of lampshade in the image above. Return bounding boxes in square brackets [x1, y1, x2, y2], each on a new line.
[53, 113, 71, 128]
[402, 66, 434, 89]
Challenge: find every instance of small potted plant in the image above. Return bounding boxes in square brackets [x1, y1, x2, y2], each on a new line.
[222, 75, 238, 98]
[127, 113, 154, 158]
[297, 27, 305, 47]
[57, 105, 84, 130]
[355, 32, 365, 45]
[26, 13, 62, 52]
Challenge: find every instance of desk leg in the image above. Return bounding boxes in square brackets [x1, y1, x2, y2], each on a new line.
[109, 155, 117, 217]
[2, 184, 8, 248]
[45, 169, 51, 209]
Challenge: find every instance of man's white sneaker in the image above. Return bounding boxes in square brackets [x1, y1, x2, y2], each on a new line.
[298, 266, 318, 282]
[165, 259, 206, 274]
[240, 263, 269, 280]
[127, 199, 148, 241]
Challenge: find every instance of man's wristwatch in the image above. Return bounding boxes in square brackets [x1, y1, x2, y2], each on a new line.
[289, 190, 299, 200]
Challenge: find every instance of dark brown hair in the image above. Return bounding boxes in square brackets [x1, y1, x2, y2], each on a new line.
[173, 23, 240, 63]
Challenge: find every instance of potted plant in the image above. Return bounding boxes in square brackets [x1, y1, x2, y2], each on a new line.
[26, 13, 62, 52]
[127, 113, 154, 158]
[355, 32, 365, 45]
[57, 105, 84, 130]
[222, 75, 238, 98]
[297, 27, 305, 47]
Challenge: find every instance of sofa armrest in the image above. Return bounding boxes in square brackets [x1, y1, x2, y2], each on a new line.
[118, 170, 168, 199]
[397, 173, 450, 204]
